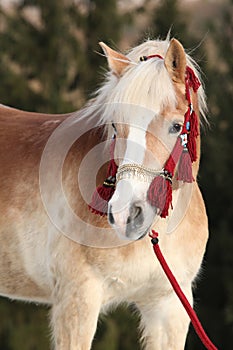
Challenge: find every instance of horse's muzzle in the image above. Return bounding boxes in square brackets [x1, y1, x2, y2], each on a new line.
[108, 200, 156, 241]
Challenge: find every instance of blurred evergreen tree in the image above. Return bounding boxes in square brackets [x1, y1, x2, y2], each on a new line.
[0, 299, 50, 349]
[139, 0, 194, 53]
[0, 0, 125, 113]
[0, 0, 82, 112]
[194, 1, 233, 348]
[151, 0, 187, 40]
[93, 306, 140, 350]
[72, 0, 124, 92]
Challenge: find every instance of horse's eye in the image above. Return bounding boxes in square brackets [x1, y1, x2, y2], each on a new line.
[169, 123, 182, 134]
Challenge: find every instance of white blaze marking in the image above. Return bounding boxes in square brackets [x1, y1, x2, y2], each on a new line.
[123, 126, 146, 164]
[122, 112, 157, 165]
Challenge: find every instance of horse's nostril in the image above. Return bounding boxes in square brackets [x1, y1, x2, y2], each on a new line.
[134, 206, 142, 220]
[128, 204, 144, 229]
[108, 205, 115, 225]
[130, 205, 142, 220]
[108, 203, 144, 231]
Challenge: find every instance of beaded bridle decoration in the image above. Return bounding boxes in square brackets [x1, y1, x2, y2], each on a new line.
[116, 163, 169, 184]
[89, 54, 201, 218]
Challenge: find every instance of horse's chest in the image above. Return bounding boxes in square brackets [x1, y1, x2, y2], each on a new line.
[102, 251, 173, 304]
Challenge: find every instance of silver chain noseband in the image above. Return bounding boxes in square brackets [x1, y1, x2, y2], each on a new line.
[116, 163, 172, 184]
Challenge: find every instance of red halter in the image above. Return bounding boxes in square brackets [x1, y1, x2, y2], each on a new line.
[89, 55, 200, 217]
[147, 63, 200, 217]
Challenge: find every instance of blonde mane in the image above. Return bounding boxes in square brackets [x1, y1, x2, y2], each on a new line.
[79, 38, 207, 133]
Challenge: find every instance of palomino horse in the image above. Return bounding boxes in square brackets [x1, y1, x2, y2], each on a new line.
[0, 38, 209, 349]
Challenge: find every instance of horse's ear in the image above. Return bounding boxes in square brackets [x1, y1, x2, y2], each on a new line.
[164, 39, 187, 84]
[99, 42, 130, 77]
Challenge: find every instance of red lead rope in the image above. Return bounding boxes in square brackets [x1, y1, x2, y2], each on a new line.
[149, 230, 218, 350]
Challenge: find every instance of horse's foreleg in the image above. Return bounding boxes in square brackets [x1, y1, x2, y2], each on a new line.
[138, 287, 192, 350]
[50, 276, 102, 350]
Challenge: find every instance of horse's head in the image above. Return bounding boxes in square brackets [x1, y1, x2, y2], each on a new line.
[93, 38, 206, 241]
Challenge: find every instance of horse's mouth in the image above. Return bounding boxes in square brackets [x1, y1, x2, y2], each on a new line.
[136, 229, 150, 241]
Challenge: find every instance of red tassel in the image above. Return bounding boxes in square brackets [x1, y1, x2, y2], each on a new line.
[107, 156, 118, 180]
[188, 109, 199, 162]
[88, 177, 115, 216]
[147, 174, 172, 218]
[185, 66, 200, 163]
[89, 134, 118, 216]
[177, 150, 193, 183]
[186, 66, 201, 93]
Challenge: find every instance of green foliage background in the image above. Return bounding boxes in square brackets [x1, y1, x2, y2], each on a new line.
[0, 0, 232, 349]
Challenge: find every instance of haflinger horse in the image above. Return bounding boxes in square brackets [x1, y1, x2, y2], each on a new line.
[0, 37, 209, 349]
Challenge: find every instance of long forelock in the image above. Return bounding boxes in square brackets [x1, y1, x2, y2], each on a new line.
[79, 38, 207, 136]
[100, 42, 177, 126]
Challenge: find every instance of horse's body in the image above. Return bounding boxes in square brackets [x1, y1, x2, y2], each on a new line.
[0, 38, 209, 349]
